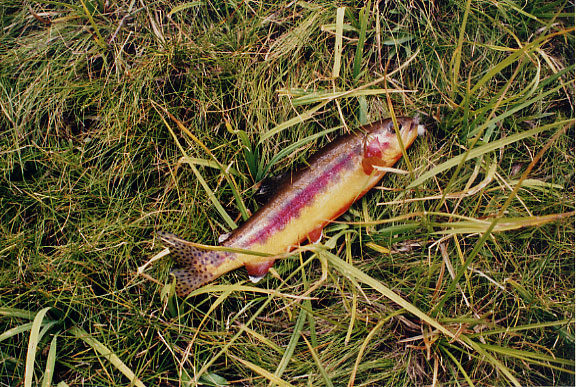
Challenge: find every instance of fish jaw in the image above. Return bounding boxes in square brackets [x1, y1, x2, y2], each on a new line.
[363, 117, 420, 169]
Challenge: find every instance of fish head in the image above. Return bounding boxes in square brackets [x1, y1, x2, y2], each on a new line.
[362, 116, 424, 167]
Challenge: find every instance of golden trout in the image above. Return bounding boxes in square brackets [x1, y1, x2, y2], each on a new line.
[161, 116, 424, 296]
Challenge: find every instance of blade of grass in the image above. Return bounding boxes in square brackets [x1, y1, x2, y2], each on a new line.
[322, 250, 457, 340]
[477, 80, 572, 135]
[301, 335, 334, 387]
[41, 334, 58, 387]
[69, 326, 146, 387]
[168, 1, 203, 16]
[25, 307, 51, 387]
[470, 28, 574, 95]
[0, 322, 34, 342]
[272, 307, 307, 383]
[458, 336, 522, 386]
[187, 289, 235, 351]
[154, 104, 237, 230]
[470, 318, 575, 338]
[231, 355, 295, 387]
[431, 122, 571, 315]
[0, 308, 36, 320]
[259, 100, 330, 144]
[79, 0, 106, 49]
[440, 346, 476, 387]
[477, 342, 575, 367]
[240, 324, 284, 354]
[434, 212, 574, 234]
[180, 156, 240, 175]
[407, 118, 574, 189]
[262, 125, 341, 177]
[450, 0, 473, 97]
[331, 7, 345, 78]
[194, 251, 324, 381]
[344, 289, 358, 345]
[153, 102, 249, 222]
[352, 3, 370, 79]
[347, 314, 399, 387]
[435, 56, 524, 212]
[266, 57, 419, 143]
[288, 87, 416, 107]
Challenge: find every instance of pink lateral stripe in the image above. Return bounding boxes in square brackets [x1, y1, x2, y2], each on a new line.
[246, 153, 355, 246]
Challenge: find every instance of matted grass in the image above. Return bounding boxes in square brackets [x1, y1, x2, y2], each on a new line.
[1, 1, 574, 386]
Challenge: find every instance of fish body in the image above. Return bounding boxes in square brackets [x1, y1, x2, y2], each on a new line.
[161, 117, 423, 296]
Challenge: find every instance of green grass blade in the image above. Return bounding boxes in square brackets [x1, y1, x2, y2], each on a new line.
[79, 0, 106, 49]
[352, 4, 370, 79]
[301, 335, 334, 387]
[231, 355, 295, 387]
[477, 342, 575, 367]
[348, 318, 390, 387]
[434, 212, 574, 234]
[241, 324, 283, 355]
[459, 336, 522, 387]
[0, 322, 34, 342]
[41, 334, 58, 387]
[168, 1, 203, 16]
[331, 7, 346, 78]
[0, 308, 36, 320]
[25, 307, 51, 387]
[272, 307, 307, 382]
[323, 251, 457, 340]
[69, 326, 146, 387]
[288, 87, 416, 106]
[180, 156, 239, 175]
[450, 0, 473, 97]
[259, 101, 330, 144]
[155, 103, 250, 223]
[263, 125, 341, 177]
[475, 80, 571, 136]
[155, 107, 237, 230]
[441, 346, 475, 387]
[470, 319, 575, 338]
[407, 118, 574, 189]
[431, 123, 570, 316]
[470, 28, 574, 95]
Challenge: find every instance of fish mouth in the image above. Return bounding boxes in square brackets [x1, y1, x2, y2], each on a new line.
[396, 118, 421, 146]
[410, 114, 426, 137]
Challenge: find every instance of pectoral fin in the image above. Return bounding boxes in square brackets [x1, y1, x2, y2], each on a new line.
[362, 156, 386, 175]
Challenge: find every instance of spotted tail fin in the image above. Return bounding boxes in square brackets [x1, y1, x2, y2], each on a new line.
[159, 231, 238, 297]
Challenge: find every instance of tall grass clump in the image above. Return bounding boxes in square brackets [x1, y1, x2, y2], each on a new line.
[1, 1, 574, 386]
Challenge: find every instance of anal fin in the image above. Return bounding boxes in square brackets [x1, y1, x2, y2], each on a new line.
[307, 226, 324, 244]
[245, 259, 275, 283]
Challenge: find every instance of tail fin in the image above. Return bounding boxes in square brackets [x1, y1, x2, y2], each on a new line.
[159, 231, 236, 297]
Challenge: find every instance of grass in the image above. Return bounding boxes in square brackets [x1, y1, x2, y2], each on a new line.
[0, 0, 574, 386]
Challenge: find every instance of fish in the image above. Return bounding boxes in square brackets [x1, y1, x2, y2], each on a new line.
[160, 116, 424, 296]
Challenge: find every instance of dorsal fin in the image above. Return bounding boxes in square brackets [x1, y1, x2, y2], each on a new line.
[254, 172, 289, 204]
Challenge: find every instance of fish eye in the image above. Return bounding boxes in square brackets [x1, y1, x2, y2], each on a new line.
[387, 122, 402, 133]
